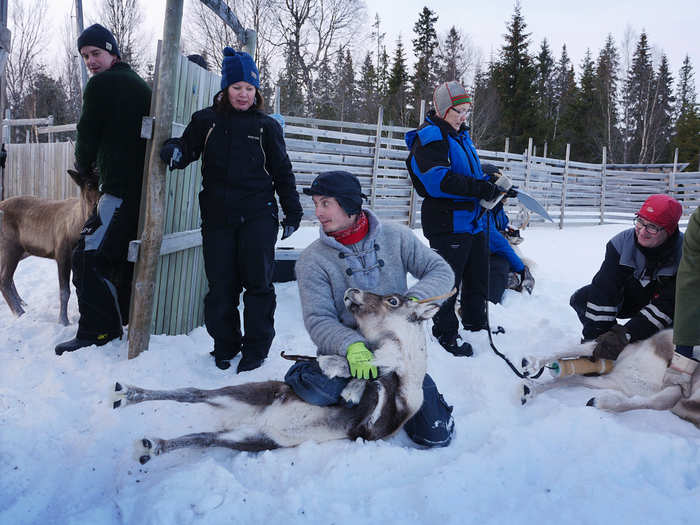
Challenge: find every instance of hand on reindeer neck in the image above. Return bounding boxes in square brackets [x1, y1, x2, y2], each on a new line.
[346, 342, 378, 380]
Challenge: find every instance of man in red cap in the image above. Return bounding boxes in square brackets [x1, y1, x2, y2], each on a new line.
[570, 194, 684, 360]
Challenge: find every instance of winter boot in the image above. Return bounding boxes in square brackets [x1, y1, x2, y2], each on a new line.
[433, 327, 473, 357]
[55, 332, 122, 356]
[237, 355, 265, 374]
[210, 342, 241, 370]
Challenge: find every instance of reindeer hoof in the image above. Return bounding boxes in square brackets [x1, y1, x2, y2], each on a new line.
[520, 384, 531, 405]
[113, 400, 121, 409]
[135, 438, 155, 464]
[586, 398, 596, 407]
[115, 382, 123, 392]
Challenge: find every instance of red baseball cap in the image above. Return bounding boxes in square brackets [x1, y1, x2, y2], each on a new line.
[637, 194, 682, 234]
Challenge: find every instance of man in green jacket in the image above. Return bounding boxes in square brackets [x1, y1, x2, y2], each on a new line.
[674, 206, 700, 359]
[56, 24, 152, 355]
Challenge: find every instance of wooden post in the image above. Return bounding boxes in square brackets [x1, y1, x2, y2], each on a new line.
[408, 100, 425, 228]
[274, 85, 280, 114]
[503, 137, 509, 173]
[128, 0, 184, 360]
[559, 143, 570, 230]
[524, 137, 533, 190]
[369, 106, 383, 209]
[242, 29, 257, 58]
[670, 147, 678, 196]
[600, 146, 607, 224]
[74, 0, 88, 90]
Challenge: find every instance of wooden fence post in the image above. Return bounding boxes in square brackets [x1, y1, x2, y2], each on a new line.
[274, 85, 280, 114]
[600, 146, 607, 225]
[524, 137, 533, 189]
[559, 143, 570, 230]
[670, 147, 678, 196]
[369, 106, 383, 210]
[408, 100, 425, 228]
[503, 137, 509, 173]
[128, 0, 183, 360]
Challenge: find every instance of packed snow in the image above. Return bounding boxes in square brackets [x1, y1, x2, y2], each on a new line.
[1, 222, 698, 525]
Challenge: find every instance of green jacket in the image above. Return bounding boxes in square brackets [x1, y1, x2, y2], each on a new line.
[674, 207, 700, 346]
[75, 62, 152, 204]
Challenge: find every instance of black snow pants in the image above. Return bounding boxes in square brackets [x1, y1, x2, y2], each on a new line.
[427, 231, 488, 336]
[72, 194, 137, 340]
[488, 254, 510, 304]
[201, 214, 278, 362]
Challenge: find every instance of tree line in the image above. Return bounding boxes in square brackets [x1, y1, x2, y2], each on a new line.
[5, 1, 699, 169]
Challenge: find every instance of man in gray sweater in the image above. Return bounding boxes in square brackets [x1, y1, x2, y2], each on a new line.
[286, 171, 456, 447]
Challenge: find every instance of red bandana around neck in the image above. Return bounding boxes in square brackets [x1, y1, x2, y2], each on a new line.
[328, 211, 369, 245]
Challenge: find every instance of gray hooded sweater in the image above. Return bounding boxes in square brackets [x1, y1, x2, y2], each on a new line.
[296, 208, 454, 356]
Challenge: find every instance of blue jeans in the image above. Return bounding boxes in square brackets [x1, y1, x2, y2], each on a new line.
[284, 361, 454, 447]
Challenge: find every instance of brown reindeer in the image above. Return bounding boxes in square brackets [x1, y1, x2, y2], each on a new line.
[113, 289, 439, 464]
[0, 169, 99, 325]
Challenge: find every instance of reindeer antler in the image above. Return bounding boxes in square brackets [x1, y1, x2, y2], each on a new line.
[415, 288, 457, 304]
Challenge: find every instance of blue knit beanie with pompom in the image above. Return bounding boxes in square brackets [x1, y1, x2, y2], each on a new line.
[220, 47, 259, 90]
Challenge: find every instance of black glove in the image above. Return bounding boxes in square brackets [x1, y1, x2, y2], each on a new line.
[280, 219, 300, 240]
[159, 142, 182, 169]
[476, 180, 500, 201]
[592, 324, 630, 361]
[505, 187, 518, 198]
[281, 224, 297, 240]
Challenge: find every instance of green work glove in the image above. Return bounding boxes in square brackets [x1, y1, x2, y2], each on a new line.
[346, 342, 378, 380]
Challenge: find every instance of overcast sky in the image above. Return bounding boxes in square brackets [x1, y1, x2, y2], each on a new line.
[45, 0, 699, 83]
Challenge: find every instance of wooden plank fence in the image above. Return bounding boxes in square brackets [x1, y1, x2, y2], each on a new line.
[2, 56, 699, 336]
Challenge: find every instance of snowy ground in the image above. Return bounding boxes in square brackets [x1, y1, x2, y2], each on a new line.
[1, 223, 698, 525]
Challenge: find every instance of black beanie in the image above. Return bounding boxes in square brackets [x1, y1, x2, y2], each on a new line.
[77, 24, 120, 58]
[303, 171, 367, 216]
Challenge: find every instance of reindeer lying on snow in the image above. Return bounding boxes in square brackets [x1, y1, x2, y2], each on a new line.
[0, 169, 99, 325]
[520, 329, 700, 429]
[113, 288, 439, 464]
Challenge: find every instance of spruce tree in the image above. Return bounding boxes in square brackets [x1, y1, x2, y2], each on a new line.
[550, 45, 577, 157]
[410, 7, 439, 123]
[436, 27, 468, 83]
[533, 38, 556, 152]
[313, 54, 337, 119]
[471, 59, 502, 149]
[491, 2, 537, 153]
[357, 52, 379, 123]
[650, 55, 675, 163]
[595, 34, 621, 161]
[334, 49, 357, 122]
[624, 32, 655, 162]
[671, 55, 700, 170]
[386, 36, 410, 126]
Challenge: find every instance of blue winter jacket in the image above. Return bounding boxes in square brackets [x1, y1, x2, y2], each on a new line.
[405, 111, 493, 236]
[488, 207, 524, 273]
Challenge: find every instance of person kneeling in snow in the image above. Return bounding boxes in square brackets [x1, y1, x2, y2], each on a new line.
[570, 194, 684, 361]
[482, 171, 534, 303]
[285, 170, 456, 447]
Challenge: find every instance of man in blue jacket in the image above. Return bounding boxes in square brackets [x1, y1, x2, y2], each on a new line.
[405, 81, 508, 357]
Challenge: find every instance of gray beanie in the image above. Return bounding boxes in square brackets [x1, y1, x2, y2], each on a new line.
[433, 81, 472, 119]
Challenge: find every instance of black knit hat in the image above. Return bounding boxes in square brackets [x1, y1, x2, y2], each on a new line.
[77, 23, 120, 58]
[303, 171, 367, 216]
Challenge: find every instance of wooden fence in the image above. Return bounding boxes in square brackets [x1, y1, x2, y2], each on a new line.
[3, 56, 699, 336]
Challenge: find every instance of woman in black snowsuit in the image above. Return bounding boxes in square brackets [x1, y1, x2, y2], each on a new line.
[160, 48, 303, 373]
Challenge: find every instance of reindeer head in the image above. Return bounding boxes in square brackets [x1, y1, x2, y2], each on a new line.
[343, 288, 439, 345]
[67, 168, 100, 209]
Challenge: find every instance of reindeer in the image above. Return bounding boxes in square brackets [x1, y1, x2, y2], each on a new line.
[113, 288, 439, 464]
[520, 329, 700, 429]
[0, 169, 99, 325]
